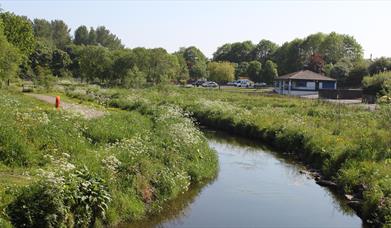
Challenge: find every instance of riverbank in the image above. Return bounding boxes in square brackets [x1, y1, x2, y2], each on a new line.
[125, 129, 363, 227]
[62, 85, 390, 226]
[0, 89, 218, 227]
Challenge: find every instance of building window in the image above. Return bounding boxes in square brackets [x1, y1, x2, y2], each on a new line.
[322, 82, 335, 89]
[295, 80, 307, 87]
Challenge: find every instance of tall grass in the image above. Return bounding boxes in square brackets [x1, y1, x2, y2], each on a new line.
[0, 89, 218, 227]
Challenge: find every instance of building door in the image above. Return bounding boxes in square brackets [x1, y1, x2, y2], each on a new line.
[315, 81, 319, 90]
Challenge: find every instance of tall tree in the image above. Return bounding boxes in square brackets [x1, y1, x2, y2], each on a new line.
[32, 18, 52, 41]
[88, 27, 97, 45]
[247, 61, 262, 82]
[110, 49, 134, 85]
[273, 39, 304, 75]
[0, 18, 22, 85]
[0, 12, 35, 57]
[95, 26, 123, 50]
[50, 20, 71, 49]
[251, 39, 278, 64]
[50, 49, 71, 77]
[174, 53, 190, 83]
[262, 60, 278, 84]
[213, 41, 254, 63]
[146, 48, 179, 84]
[235, 61, 249, 79]
[368, 57, 391, 75]
[77, 45, 112, 83]
[74, 25, 89, 45]
[319, 32, 362, 64]
[179, 46, 207, 79]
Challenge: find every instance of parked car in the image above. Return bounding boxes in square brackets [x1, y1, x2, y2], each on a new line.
[235, 79, 254, 88]
[227, 80, 238, 86]
[254, 82, 267, 88]
[202, 81, 218, 88]
[192, 79, 207, 87]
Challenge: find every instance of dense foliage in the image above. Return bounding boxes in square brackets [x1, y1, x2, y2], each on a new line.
[1, 9, 391, 89]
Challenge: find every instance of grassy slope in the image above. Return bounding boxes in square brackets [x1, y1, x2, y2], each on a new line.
[0, 89, 217, 227]
[64, 85, 390, 226]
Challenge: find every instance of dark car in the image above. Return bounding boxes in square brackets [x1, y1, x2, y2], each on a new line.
[192, 80, 207, 87]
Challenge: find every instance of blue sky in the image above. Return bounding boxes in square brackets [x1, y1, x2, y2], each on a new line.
[1, 0, 390, 58]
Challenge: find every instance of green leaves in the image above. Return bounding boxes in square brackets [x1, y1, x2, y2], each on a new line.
[0, 12, 35, 57]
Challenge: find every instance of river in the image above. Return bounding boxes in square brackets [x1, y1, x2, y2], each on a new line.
[127, 130, 364, 227]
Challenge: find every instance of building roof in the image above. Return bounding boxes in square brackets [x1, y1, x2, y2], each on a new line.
[276, 70, 336, 81]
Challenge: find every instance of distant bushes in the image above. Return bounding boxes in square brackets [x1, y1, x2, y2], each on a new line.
[363, 71, 391, 96]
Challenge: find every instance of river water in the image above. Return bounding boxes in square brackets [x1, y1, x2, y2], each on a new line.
[127, 130, 364, 227]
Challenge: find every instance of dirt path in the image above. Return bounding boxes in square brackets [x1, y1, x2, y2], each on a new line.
[26, 93, 105, 119]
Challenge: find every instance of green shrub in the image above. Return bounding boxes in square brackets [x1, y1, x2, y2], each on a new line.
[6, 181, 68, 227]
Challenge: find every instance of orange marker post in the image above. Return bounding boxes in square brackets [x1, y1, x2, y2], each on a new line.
[55, 96, 60, 110]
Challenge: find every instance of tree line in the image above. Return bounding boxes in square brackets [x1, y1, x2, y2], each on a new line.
[0, 9, 390, 88]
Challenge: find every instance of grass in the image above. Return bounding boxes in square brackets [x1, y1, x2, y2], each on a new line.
[61, 85, 391, 226]
[0, 88, 218, 227]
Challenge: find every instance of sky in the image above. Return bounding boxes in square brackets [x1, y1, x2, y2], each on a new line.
[1, 0, 391, 59]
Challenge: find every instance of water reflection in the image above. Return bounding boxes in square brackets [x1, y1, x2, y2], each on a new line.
[124, 130, 363, 228]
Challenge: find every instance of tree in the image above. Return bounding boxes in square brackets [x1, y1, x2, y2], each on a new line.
[50, 20, 71, 49]
[32, 19, 52, 42]
[74, 25, 89, 45]
[123, 66, 146, 88]
[307, 53, 325, 73]
[29, 39, 54, 79]
[273, 39, 304, 75]
[50, 49, 71, 77]
[346, 60, 369, 87]
[174, 54, 190, 84]
[301, 33, 326, 60]
[247, 61, 262, 82]
[235, 62, 249, 79]
[251, 39, 278, 64]
[146, 48, 179, 84]
[110, 49, 134, 85]
[178, 46, 207, 79]
[262, 60, 278, 84]
[368, 57, 391, 75]
[330, 58, 353, 86]
[207, 62, 235, 86]
[0, 12, 35, 57]
[88, 27, 97, 45]
[95, 26, 123, 50]
[0, 19, 22, 85]
[77, 45, 112, 83]
[213, 41, 254, 63]
[319, 32, 363, 64]
[213, 43, 231, 62]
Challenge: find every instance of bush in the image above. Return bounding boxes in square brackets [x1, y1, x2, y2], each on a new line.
[6, 182, 68, 227]
[363, 71, 391, 96]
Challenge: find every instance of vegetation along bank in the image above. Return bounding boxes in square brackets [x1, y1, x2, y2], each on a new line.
[63, 85, 391, 226]
[0, 89, 218, 227]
